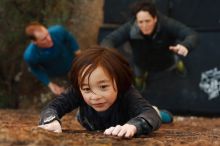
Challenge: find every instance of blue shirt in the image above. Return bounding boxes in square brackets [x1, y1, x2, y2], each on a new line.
[24, 25, 79, 85]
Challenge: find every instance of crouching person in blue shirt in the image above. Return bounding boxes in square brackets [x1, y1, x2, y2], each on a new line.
[38, 47, 161, 138]
[24, 22, 80, 95]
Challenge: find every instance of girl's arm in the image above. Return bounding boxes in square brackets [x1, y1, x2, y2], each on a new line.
[104, 86, 161, 138]
[39, 86, 81, 126]
[124, 86, 161, 135]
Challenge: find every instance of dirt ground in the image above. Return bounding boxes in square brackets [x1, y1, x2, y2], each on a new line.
[0, 109, 220, 146]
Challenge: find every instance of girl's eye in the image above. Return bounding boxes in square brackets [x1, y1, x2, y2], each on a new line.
[100, 85, 109, 90]
[82, 87, 90, 92]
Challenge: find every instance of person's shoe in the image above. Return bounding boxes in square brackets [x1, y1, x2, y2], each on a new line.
[134, 72, 148, 92]
[159, 110, 173, 124]
[175, 60, 187, 77]
[134, 77, 146, 91]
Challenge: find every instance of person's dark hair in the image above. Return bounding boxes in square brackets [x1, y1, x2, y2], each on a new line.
[131, 0, 157, 18]
[69, 46, 133, 94]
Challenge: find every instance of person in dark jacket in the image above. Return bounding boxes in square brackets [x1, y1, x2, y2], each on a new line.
[100, 0, 198, 90]
[38, 47, 161, 138]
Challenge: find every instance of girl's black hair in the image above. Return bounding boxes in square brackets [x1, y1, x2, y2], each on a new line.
[69, 46, 133, 94]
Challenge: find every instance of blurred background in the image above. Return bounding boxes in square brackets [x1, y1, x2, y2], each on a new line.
[0, 0, 104, 109]
[1, 0, 220, 116]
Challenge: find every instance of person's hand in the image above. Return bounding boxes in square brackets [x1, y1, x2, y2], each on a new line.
[48, 82, 65, 95]
[75, 50, 81, 56]
[169, 44, 188, 57]
[104, 124, 137, 138]
[38, 120, 62, 133]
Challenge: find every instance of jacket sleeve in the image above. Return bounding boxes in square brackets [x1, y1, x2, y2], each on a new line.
[58, 26, 79, 53]
[163, 15, 199, 52]
[124, 86, 161, 135]
[27, 63, 50, 85]
[23, 49, 50, 85]
[39, 86, 81, 125]
[64, 30, 79, 53]
[100, 20, 132, 48]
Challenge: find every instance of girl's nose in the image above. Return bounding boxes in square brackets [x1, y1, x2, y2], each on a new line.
[90, 92, 102, 100]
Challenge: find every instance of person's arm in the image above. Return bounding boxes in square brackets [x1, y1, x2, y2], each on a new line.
[74, 49, 81, 56]
[24, 45, 65, 95]
[26, 62, 64, 95]
[62, 26, 80, 54]
[30, 64, 64, 95]
[164, 15, 198, 56]
[39, 86, 81, 132]
[48, 82, 64, 95]
[24, 59, 50, 86]
[100, 21, 132, 48]
[104, 86, 161, 138]
[126, 86, 161, 135]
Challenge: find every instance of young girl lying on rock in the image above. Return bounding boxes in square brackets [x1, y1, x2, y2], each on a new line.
[39, 47, 162, 138]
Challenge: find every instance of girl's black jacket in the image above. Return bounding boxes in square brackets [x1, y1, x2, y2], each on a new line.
[39, 86, 161, 136]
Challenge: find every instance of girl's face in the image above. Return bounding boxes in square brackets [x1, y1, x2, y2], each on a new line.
[80, 66, 118, 112]
[136, 10, 157, 35]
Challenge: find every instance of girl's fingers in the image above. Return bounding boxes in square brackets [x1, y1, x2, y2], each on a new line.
[111, 125, 122, 136]
[104, 126, 115, 135]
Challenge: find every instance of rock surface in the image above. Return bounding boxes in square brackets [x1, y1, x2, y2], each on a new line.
[0, 109, 220, 146]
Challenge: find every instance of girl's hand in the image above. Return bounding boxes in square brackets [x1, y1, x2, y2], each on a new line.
[104, 124, 137, 138]
[38, 120, 62, 133]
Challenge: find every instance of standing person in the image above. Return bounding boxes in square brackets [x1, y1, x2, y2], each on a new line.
[100, 0, 198, 90]
[24, 22, 80, 95]
[38, 47, 162, 138]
